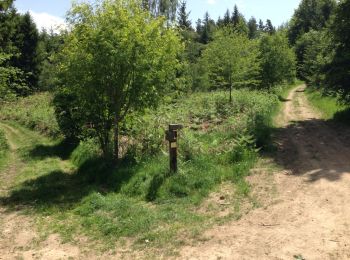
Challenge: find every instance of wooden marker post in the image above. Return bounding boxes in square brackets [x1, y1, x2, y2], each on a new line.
[165, 124, 183, 173]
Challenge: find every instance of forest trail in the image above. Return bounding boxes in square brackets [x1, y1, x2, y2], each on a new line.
[0, 123, 80, 260]
[180, 85, 350, 259]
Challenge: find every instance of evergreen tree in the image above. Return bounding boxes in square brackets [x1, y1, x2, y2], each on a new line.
[288, 0, 337, 44]
[258, 19, 264, 31]
[231, 5, 240, 27]
[12, 12, 39, 90]
[248, 17, 258, 39]
[177, 1, 191, 29]
[223, 9, 231, 26]
[196, 19, 202, 35]
[265, 19, 275, 34]
[325, 0, 350, 100]
[200, 12, 214, 44]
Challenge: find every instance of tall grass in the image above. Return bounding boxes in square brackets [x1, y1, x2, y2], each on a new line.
[305, 87, 350, 123]
[0, 93, 60, 137]
[0, 129, 9, 170]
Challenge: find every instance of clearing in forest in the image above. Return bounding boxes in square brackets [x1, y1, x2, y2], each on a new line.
[1, 85, 350, 259]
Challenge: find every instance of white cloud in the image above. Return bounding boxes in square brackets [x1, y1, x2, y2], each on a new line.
[20, 10, 67, 33]
[208, 0, 217, 5]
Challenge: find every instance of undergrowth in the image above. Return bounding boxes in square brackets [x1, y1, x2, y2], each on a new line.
[305, 86, 350, 123]
[0, 93, 60, 137]
[0, 85, 295, 252]
[0, 128, 9, 170]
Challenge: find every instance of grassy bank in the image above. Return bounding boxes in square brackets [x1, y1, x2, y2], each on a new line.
[0, 129, 9, 170]
[0, 85, 292, 253]
[305, 86, 350, 123]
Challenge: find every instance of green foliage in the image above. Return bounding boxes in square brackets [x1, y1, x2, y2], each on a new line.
[306, 86, 350, 122]
[247, 17, 258, 39]
[202, 29, 261, 100]
[297, 30, 332, 86]
[12, 12, 40, 89]
[56, 0, 182, 158]
[37, 29, 65, 91]
[0, 128, 9, 170]
[259, 32, 296, 88]
[0, 92, 60, 137]
[0, 128, 8, 156]
[142, 0, 178, 21]
[0, 53, 28, 99]
[177, 1, 191, 30]
[0, 78, 286, 247]
[288, 0, 337, 45]
[324, 0, 350, 101]
[0, 6, 39, 95]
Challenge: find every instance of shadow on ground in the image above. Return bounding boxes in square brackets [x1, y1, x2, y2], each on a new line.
[29, 139, 79, 160]
[271, 114, 350, 183]
[0, 156, 139, 209]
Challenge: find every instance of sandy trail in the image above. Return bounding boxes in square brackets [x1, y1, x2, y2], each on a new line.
[180, 85, 350, 260]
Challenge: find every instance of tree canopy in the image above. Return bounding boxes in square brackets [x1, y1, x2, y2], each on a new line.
[56, 0, 182, 159]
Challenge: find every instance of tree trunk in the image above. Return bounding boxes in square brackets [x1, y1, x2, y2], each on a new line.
[114, 116, 119, 163]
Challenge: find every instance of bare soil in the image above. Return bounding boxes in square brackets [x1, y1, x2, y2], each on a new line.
[180, 85, 350, 259]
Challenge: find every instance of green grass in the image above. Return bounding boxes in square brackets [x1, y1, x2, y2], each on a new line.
[0, 92, 60, 137]
[0, 128, 9, 170]
[305, 86, 350, 122]
[0, 86, 292, 253]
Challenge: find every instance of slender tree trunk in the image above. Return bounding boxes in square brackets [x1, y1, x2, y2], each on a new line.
[114, 116, 119, 163]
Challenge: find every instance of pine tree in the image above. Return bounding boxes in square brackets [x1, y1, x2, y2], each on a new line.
[223, 9, 231, 26]
[177, 1, 191, 29]
[200, 12, 213, 44]
[196, 19, 202, 34]
[231, 5, 240, 27]
[12, 12, 39, 90]
[265, 19, 275, 34]
[258, 19, 264, 31]
[248, 17, 258, 39]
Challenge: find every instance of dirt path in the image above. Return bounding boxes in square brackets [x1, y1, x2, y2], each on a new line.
[0, 122, 81, 260]
[180, 85, 350, 259]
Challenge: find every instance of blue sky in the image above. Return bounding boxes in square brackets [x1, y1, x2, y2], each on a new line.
[15, 0, 302, 31]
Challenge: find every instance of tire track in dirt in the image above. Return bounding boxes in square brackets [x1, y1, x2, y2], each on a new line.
[179, 85, 350, 260]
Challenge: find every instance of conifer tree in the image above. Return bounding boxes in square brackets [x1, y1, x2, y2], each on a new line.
[258, 19, 264, 31]
[265, 19, 275, 34]
[196, 19, 202, 34]
[177, 1, 191, 29]
[248, 17, 258, 39]
[13, 12, 39, 89]
[200, 12, 214, 44]
[231, 5, 240, 27]
[223, 9, 231, 26]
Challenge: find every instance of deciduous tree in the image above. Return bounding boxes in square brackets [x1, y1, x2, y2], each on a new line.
[56, 0, 182, 160]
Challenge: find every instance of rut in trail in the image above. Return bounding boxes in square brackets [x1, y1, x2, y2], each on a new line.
[180, 85, 350, 260]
